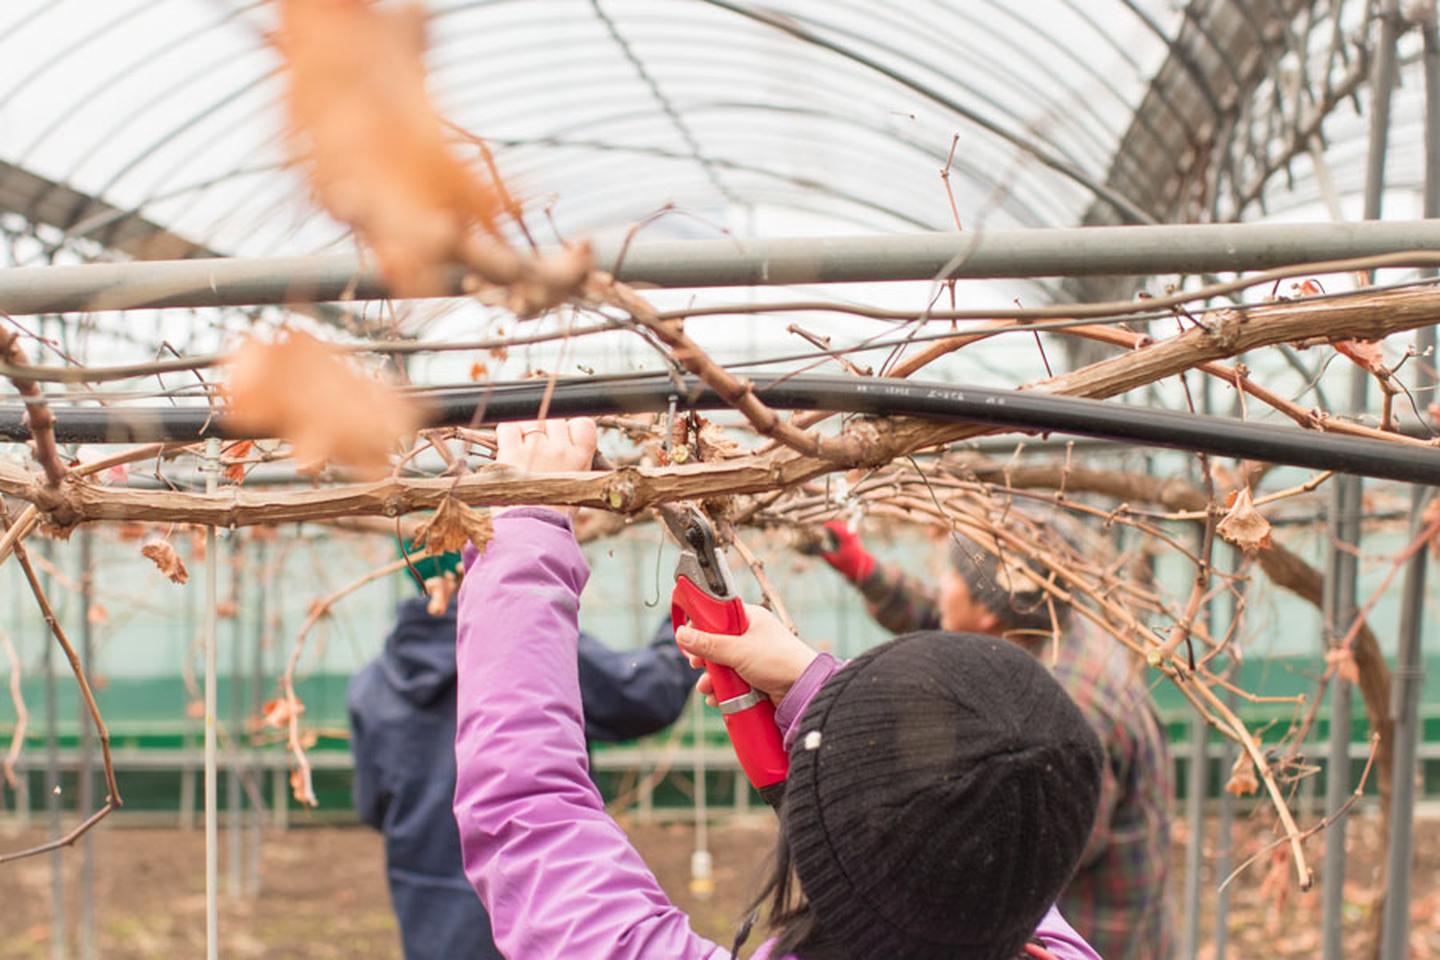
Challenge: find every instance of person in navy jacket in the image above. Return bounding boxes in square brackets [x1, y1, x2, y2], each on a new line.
[348, 550, 699, 960]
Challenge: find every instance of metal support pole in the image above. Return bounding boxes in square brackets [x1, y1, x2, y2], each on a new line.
[245, 537, 266, 898]
[1182, 386, 1215, 958]
[1380, 17, 1440, 958]
[637, 762, 653, 822]
[226, 536, 243, 899]
[1, 221, 1440, 313]
[15, 759, 30, 830]
[1380, 484, 1431, 959]
[1323, 8, 1400, 956]
[180, 576, 196, 831]
[41, 538, 65, 960]
[203, 437, 220, 960]
[1320, 392, 1365, 960]
[272, 765, 288, 831]
[6, 563, 24, 828]
[77, 529, 95, 960]
[1213, 549, 1245, 960]
[1181, 711, 1209, 958]
[689, 700, 712, 899]
[269, 552, 288, 834]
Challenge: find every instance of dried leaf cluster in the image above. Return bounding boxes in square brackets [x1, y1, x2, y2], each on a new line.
[275, 0, 502, 297]
[274, 0, 591, 312]
[225, 330, 420, 478]
[1216, 487, 1272, 553]
[141, 539, 189, 584]
[412, 496, 493, 555]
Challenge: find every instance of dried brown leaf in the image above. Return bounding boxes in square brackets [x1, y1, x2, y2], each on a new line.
[224, 439, 255, 485]
[1216, 487, 1272, 553]
[225, 331, 420, 479]
[413, 497, 493, 555]
[1334, 338, 1387, 375]
[141, 539, 190, 585]
[1224, 752, 1259, 796]
[274, 0, 503, 298]
[261, 697, 305, 730]
[289, 767, 309, 804]
[1326, 647, 1360, 686]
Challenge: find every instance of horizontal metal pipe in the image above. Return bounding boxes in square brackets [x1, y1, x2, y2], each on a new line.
[1, 220, 1439, 314]
[4, 374, 1440, 485]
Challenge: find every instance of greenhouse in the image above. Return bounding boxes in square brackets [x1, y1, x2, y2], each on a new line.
[1, 1, 1439, 958]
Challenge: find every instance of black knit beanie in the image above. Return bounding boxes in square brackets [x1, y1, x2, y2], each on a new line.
[781, 631, 1104, 960]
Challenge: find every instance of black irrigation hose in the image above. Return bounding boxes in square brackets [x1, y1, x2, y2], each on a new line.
[2, 374, 1438, 485]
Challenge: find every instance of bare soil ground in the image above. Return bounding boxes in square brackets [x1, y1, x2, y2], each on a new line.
[0, 811, 1437, 958]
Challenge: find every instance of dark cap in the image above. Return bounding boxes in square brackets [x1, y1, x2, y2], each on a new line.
[782, 631, 1103, 960]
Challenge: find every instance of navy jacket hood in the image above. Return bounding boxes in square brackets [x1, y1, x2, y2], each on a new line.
[378, 596, 457, 709]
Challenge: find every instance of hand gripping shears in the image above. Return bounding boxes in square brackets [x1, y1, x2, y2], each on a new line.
[661, 503, 788, 809]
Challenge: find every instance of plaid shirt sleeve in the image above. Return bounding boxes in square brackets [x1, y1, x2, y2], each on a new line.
[853, 561, 943, 634]
[1049, 624, 1175, 960]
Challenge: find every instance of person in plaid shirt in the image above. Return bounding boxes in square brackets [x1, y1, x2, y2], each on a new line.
[815, 516, 1175, 960]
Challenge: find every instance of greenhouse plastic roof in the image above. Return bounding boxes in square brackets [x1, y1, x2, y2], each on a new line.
[0, 0, 1425, 268]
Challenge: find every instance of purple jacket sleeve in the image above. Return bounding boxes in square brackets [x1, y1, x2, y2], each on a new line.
[1029, 906, 1103, 959]
[452, 509, 726, 960]
[774, 653, 841, 751]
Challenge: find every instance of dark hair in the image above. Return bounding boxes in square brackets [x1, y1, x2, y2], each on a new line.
[735, 828, 850, 960]
[738, 828, 1051, 960]
[948, 530, 1066, 640]
[947, 505, 1093, 645]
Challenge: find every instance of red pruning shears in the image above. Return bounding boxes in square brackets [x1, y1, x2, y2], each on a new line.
[662, 503, 789, 809]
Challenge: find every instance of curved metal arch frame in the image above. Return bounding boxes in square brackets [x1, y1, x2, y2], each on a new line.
[0, 0, 1168, 248]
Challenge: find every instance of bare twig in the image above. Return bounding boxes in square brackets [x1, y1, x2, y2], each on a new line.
[1218, 733, 1381, 892]
[721, 522, 797, 633]
[0, 327, 66, 486]
[280, 556, 414, 806]
[0, 630, 26, 790]
[0, 501, 121, 865]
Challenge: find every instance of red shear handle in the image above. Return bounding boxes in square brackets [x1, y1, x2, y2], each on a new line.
[672, 576, 790, 791]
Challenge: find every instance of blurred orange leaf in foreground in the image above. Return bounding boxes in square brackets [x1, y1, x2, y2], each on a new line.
[274, 0, 503, 297]
[226, 330, 420, 478]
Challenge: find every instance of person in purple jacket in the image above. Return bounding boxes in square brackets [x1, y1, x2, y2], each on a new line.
[453, 417, 1107, 960]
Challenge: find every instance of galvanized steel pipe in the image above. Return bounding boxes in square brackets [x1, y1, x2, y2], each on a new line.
[0, 220, 1439, 314]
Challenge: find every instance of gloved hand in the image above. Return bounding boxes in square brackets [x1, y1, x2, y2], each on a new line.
[816, 519, 875, 584]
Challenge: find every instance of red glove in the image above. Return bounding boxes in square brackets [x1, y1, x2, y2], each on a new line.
[819, 520, 875, 584]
